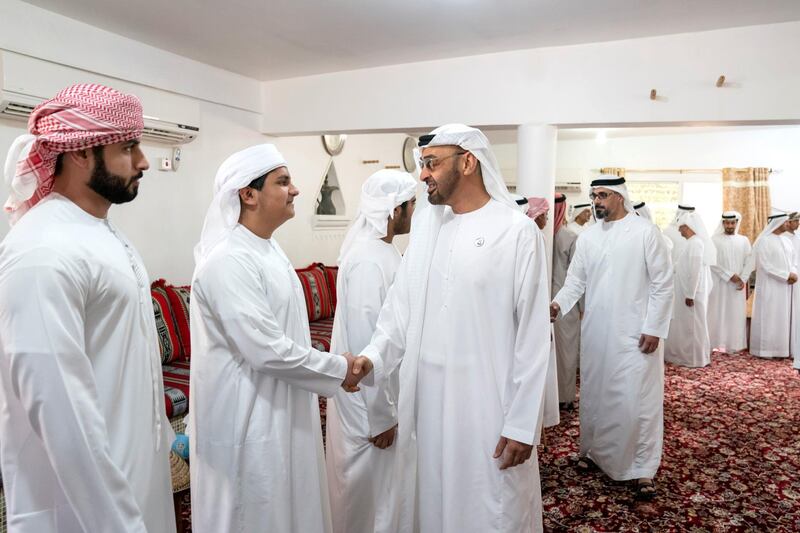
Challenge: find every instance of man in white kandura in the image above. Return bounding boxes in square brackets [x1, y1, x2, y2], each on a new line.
[785, 212, 799, 369]
[551, 193, 580, 409]
[664, 204, 696, 264]
[357, 124, 552, 533]
[522, 196, 561, 440]
[0, 84, 175, 532]
[664, 212, 716, 368]
[189, 144, 372, 533]
[550, 175, 673, 500]
[326, 169, 417, 533]
[749, 213, 797, 359]
[567, 202, 593, 235]
[708, 212, 752, 354]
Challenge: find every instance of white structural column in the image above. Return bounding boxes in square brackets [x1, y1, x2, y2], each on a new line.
[517, 123, 557, 278]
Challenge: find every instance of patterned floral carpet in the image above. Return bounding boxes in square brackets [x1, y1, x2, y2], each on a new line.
[540, 352, 800, 532]
[176, 353, 800, 532]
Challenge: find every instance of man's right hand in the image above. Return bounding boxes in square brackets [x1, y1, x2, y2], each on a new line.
[788, 273, 798, 285]
[638, 334, 660, 354]
[341, 353, 374, 392]
[549, 302, 560, 323]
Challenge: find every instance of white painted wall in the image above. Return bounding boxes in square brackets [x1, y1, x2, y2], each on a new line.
[262, 22, 800, 134]
[0, 0, 261, 111]
[0, 103, 412, 283]
[0, 99, 269, 284]
[0, 107, 411, 284]
[0, 3, 414, 283]
[0, 0, 268, 285]
[270, 133, 418, 268]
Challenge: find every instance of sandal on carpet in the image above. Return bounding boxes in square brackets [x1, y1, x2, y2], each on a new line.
[573, 456, 596, 471]
[634, 479, 657, 501]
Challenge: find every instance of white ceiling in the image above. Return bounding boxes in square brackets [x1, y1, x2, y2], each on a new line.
[22, 0, 800, 81]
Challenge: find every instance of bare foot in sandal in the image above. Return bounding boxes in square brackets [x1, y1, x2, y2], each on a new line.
[635, 478, 657, 500]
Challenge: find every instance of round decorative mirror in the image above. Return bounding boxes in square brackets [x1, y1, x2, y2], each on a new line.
[402, 136, 417, 173]
[322, 134, 347, 156]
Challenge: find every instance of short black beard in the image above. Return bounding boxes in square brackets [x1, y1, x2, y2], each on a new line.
[594, 208, 606, 219]
[724, 229, 735, 235]
[88, 151, 141, 204]
[426, 165, 459, 206]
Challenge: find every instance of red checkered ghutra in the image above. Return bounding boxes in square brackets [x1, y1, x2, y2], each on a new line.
[5, 83, 144, 222]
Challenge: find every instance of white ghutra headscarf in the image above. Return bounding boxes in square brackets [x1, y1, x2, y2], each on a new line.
[679, 211, 717, 266]
[634, 201, 654, 223]
[414, 124, 517, 210]
[589, 175, 634, 217]
[569, 203, 591, 221]
[194, 144, 287, 270]
[669, 205, 696, 228]
[338, 169, 417, 264]
[753, 213, 789, 246]
[713, 211, 742, 236]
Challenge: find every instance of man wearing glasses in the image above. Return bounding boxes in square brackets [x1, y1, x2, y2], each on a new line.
[550, 176, 673, 500]
[358, 124, 551, 532]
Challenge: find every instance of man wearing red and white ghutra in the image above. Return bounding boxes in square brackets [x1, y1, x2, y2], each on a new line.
[0, 84, 175, 533]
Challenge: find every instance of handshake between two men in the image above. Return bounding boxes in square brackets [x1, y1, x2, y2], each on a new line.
[340, 353, 374, 392]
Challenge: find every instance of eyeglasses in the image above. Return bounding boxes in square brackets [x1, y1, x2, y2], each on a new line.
[418, 151, 466, 171]
[589, 191, 617, 200]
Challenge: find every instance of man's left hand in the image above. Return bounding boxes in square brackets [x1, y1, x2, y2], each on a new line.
[639, 334, 660, 354]
[493, 436, 533, 470]
[369, 425, 397, 449]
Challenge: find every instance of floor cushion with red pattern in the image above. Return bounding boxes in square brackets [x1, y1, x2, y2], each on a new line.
[162, 360, 191, 419]
[151, 284, 181, 364]
[296, 264, 336, 323]
[309, 317, 335, 352]
[164, 284, 192, 360]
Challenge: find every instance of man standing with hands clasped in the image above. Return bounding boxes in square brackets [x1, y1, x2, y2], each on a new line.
[708, 212, 752, 354]
[326, 169, 417, 533]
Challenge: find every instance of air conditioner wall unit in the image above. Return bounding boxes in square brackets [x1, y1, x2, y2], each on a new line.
[0, 90, 42, 121]
[141, 115, 200, 145]
[0, 90, 199, 145]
